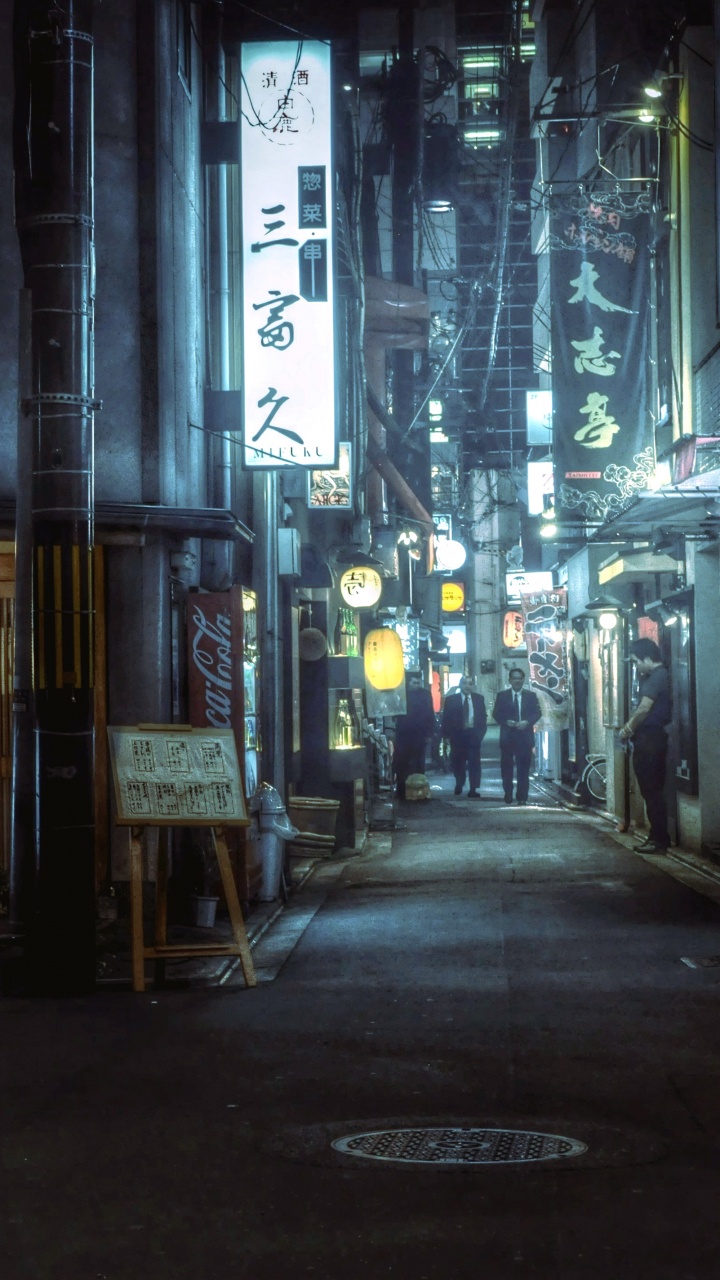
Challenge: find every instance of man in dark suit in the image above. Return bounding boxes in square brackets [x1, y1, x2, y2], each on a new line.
[441, 674, 487, 798]
[492, 667, 542, 804]
[393, 673, 437, 800]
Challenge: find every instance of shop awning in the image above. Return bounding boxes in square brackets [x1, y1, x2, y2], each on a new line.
[591, 477, 720, 544]
[0, 500, 255, 544]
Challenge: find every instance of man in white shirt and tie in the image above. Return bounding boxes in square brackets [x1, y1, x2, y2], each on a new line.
[441, 674, 487, 797]
[492, 667, 542, 804]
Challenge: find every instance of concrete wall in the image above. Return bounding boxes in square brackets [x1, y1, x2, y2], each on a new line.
[0, 2, 208, 510]
[0, 5, 24, 497]
[684, 27, 715, 375]
[95, 2, 144, 502]
[155, 0, 206, 510]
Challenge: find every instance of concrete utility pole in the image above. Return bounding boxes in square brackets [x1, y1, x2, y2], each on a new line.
[13, 1, 97, 992]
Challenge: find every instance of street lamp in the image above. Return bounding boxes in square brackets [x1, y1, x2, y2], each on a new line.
[585, 594, 623, 629]
[598, 611, 618, 630]
[643, 72, 683, 99]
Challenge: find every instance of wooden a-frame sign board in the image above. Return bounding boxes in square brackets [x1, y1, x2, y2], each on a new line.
[108, 725, 256, 992]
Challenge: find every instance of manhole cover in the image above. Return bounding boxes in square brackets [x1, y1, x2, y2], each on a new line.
[331, 1126, 587, 1165]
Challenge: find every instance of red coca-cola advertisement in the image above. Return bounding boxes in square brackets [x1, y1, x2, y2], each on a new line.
[188, 587, 261, 900]
[187, 587, 258, 796]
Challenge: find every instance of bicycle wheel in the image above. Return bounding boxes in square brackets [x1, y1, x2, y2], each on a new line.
[584, 758, 606, 803]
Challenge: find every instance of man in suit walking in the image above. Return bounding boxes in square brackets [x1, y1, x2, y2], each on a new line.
[441, 674, 487, 797]
[393, 673, 437, 800]
[492, 667, 542, 804]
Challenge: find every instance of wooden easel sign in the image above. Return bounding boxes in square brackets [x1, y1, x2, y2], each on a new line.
[108, 725, 256, 992]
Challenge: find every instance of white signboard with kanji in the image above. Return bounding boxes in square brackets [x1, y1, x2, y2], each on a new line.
[108, 727, 248, 826]
[240, 41, 336, 469]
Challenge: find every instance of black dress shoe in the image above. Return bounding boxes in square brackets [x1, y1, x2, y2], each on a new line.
[504, 795, 513, 804]
[454, 784, 463, 795]
[468, 789, 480, 798]
[517, 800, 527, 805]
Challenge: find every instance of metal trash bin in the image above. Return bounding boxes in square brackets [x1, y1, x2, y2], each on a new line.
[250, 784, 299, 902]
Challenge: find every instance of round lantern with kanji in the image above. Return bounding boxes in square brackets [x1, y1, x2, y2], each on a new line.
[340, 566, 383, 609]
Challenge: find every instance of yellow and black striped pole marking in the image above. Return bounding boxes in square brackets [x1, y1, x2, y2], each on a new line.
[34, 545, 94, 693]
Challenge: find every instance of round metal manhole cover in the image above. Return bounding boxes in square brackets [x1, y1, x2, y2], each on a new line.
[331, 1127, 587, 1165]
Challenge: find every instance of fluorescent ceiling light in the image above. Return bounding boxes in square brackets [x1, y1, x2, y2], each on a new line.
[464, 128, 501, 142]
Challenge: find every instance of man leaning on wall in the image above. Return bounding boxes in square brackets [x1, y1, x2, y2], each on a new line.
[619, 638, 672, 854]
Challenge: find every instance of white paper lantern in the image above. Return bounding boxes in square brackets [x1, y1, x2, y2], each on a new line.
[340, 566, 383, 608]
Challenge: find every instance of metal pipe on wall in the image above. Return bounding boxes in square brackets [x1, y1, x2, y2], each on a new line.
[9, 290, 34, 931]
[203, 4, 233, 589]
[14, 0, 97, 991]
[253, 472, 283, 797]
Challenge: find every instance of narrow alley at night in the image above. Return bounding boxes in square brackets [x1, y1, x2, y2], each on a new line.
[2, 0, 720, 1274]
[5, 749, 720, 1277]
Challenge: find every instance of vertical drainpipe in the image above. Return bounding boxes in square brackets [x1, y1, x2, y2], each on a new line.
[677, 74, 693, 436]
[204, 3, 233, 589]
[9, 291, 33, 930]
[16, 1, 97, 992]
[254, 472, 283, 796]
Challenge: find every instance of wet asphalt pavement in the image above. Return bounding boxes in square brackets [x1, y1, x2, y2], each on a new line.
[3, 757, 720, 1278]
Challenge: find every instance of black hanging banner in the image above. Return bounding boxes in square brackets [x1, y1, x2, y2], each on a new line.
[550, 195, 653, 523]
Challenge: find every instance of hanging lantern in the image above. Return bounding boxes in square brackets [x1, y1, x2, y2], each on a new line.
[363, 628, 405, 690]
[503, 610, 525, 649]
[442, 581, 465, 613]
[340, 566, 383, 608]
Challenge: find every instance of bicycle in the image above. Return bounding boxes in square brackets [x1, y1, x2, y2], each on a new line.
[575, 754, 607, 804]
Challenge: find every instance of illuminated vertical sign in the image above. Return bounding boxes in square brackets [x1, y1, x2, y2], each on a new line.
[240, 42, 336, 469]
[549, 194, 652, 521]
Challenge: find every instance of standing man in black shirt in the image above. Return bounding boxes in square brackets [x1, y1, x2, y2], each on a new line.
[619, 638, 672, 853]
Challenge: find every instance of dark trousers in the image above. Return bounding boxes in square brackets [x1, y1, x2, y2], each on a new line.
[450, 730, 482, 791]
[394, 738, 427, 798]
[632, 727, 670, 848]
[500, 734, 533, 802]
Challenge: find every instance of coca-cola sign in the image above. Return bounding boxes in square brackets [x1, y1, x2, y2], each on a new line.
[190, 604, 233, 728]
[188, 592, 242, 741]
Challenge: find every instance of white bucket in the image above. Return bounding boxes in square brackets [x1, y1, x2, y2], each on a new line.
[190, 894, 219, 928]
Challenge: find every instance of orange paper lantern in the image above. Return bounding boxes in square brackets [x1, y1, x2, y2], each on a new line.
[363, 628, 405, 690]
[503, 610, 525, 649]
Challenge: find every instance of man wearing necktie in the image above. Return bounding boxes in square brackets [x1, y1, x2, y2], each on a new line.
[441, 674, 487, 797]
[492, 668, 542, 804]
